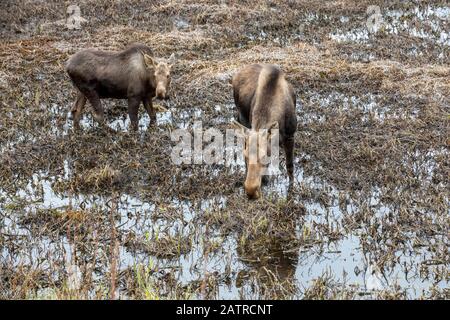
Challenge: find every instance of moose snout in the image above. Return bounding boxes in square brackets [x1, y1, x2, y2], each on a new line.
[244, 181, 261, 199]
[156, 89, 167, 99]
[156, 84, 168, 100]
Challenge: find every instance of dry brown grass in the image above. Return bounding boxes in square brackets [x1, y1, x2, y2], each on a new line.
[0, 0, 448, 300]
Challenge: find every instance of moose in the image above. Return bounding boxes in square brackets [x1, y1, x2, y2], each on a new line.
[66, 43, 174, 131]
[232, 64, 297, 199]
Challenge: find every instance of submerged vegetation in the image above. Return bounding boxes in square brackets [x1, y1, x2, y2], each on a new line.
[0, 0, 449, 299]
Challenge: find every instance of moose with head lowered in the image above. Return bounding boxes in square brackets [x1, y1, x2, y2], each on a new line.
[232, 64, 297, 199]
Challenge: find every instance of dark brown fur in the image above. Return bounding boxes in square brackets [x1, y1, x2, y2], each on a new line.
[232, 64, 297, 199]
[66, 43, 172, 131]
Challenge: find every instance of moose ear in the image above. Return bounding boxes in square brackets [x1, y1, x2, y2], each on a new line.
[168, 53, 176, 65]
[268, 121, 279, 133]
[231, 119, 249, 137]
[142, 52, 156, 69]
[266, 121, 279, 140]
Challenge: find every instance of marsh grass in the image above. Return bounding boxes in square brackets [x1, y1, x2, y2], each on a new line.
[0, 0, 448, 300]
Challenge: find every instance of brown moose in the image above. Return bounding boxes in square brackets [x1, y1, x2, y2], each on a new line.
[66, 43, 174, 131]
[232, 64, 297, 199]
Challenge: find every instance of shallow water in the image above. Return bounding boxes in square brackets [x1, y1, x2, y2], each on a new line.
[330, 5, 450, 46]
[1, 123, 447, 298]
[1, 1, 448, 300]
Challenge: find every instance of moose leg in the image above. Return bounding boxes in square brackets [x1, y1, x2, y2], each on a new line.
[237, 111, 250, 128]
[128, 96, 140, 132]
[284, 137, 295, 182]
[85, 91, 104, 125]
[71, 92, 86, 130]
[143, 97, 156, 126]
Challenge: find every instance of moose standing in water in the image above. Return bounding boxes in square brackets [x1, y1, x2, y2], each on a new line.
[232, 64, 297, 199]
[66, 43, 174, 131]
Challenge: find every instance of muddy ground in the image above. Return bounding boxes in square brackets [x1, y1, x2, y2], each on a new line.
[0, 0, 448, 299]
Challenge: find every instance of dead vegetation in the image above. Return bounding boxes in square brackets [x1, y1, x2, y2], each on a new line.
[0, 0, 449, 299]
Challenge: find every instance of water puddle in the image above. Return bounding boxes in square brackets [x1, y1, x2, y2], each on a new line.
[1, 148, 446, 299]
[330, 5, 450, 46]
